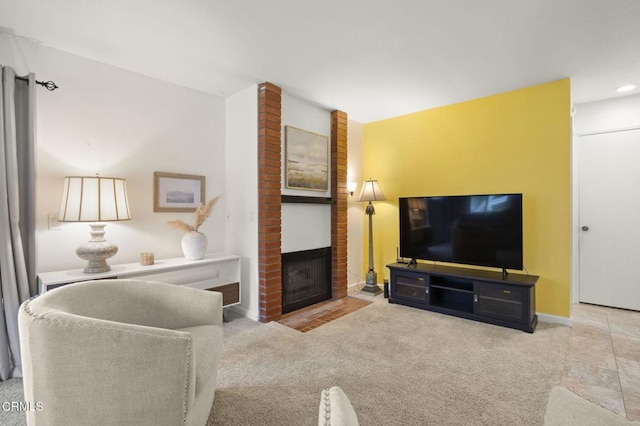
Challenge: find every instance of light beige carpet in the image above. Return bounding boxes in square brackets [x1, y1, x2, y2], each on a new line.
[209, 298, 570, 425]
[8, 299, 621, 425]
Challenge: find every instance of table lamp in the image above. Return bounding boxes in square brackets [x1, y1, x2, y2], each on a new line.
[58, 175, 131, 273]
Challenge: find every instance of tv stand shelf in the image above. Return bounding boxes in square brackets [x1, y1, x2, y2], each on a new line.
[387, 262, 538, 333]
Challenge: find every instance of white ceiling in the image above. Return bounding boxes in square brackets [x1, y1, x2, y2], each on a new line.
[1, 0, 639, 123]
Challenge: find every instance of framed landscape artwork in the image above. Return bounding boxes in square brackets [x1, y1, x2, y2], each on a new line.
[285, 125, 329, 191]
[153, 172, 205, 212]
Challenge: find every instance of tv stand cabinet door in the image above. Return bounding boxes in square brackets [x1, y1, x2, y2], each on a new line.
[475, 282, 530, 324]
[390, 270, 429, 306]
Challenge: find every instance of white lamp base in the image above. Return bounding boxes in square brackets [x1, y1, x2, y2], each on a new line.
[76, 223, 118, 273]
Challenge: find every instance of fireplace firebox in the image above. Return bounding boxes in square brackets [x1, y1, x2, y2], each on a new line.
[281, 247, 331, 314]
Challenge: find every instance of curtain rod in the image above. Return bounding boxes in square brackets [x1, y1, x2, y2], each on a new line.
[14, 75, 59, 91]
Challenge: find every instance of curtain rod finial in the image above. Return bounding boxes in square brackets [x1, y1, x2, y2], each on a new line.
[36, 80, 58, 91]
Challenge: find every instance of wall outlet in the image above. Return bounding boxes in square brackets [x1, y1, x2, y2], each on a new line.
[47, 213, 62, 230]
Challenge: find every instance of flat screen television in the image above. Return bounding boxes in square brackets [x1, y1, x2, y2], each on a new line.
[399, 194, 523, 270]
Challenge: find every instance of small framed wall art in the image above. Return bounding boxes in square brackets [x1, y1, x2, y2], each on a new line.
[153, 171, 205, 212]
[285, 125, 329, 191]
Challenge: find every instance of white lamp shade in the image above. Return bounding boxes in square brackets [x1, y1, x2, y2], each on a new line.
[59, 176, 131, 222]
[357, 179, 386, 202]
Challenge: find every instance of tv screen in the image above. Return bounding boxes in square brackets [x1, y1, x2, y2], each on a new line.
[399, 194, 523, 270]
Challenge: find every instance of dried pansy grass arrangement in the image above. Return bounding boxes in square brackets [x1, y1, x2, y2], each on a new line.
[167, 194, 221, 232]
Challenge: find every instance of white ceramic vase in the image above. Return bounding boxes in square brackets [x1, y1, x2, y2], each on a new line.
[181, 231, 207, 260]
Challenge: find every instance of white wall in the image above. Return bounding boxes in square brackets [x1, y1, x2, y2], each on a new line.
[347, 120, 364, 287]
[280, 93, 331, 253]
[573, 94, 640, 134]
[281, 204, 331, 252]
[1, 35, 226, 272]
[225, 85, 259, 320]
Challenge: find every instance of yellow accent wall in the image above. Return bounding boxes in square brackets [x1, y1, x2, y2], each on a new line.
[362, 79, 571, 318]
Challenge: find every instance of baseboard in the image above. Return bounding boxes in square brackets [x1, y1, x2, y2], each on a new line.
[348, 281, 364, 290]
[226, 305, 259, 322]
[225, 298, 572, 327]
[537, 312, 572, 327]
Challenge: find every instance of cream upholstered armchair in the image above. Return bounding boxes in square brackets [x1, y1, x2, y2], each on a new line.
[18, 279, 224, 426]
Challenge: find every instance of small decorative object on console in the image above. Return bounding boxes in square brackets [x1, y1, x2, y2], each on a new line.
[181, 232, 207, 260]
[168, 195, 221, 260]
[140, 252, 154, 266]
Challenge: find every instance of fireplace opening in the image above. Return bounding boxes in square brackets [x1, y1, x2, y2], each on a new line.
[282, 247, 331, 314]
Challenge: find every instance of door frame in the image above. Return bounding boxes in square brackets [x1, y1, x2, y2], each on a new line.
[572, 125, 640, 307]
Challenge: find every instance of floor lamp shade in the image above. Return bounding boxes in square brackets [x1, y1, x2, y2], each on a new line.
[357, 179, 386, 203]
[58, 176, 131, 273]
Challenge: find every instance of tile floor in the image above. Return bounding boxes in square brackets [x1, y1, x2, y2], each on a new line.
[277, 296, 371, 332]
[562, 303, 640, 421]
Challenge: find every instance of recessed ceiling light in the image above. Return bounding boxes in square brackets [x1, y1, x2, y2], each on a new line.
[615, 85, 637, 93]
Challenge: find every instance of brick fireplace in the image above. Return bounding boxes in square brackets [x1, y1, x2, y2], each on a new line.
[257, 82, 348, 323]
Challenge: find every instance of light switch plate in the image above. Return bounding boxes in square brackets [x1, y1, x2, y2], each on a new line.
[48, 213, 61, 230]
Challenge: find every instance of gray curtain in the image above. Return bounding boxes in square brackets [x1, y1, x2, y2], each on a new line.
[0, 65, 37, 380]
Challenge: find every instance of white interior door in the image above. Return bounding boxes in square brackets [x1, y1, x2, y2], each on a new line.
[578, 128, 640, 311]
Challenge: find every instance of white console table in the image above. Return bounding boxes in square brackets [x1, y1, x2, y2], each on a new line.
[37, 253, 241, 307]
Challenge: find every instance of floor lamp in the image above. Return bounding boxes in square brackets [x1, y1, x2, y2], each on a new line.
[358, 178, 386, 295]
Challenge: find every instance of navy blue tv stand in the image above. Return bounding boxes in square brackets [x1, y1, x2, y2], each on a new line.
[387, 262, 538, 333]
